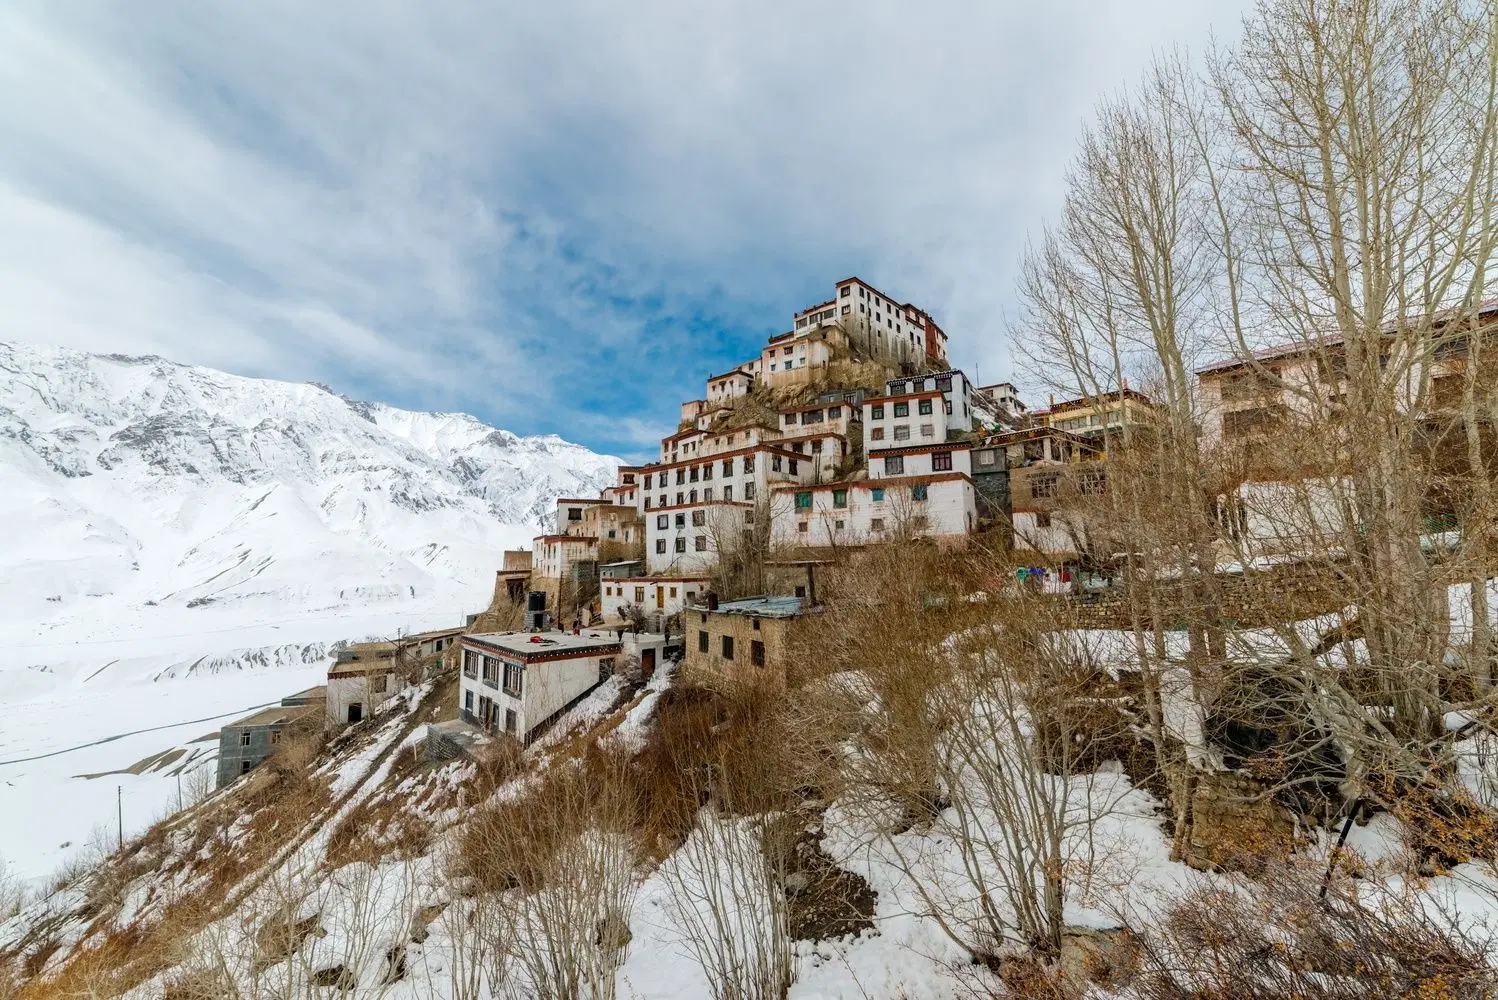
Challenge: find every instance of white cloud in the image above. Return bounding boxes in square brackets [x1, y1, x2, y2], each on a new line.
[0, 0, 1247, 445]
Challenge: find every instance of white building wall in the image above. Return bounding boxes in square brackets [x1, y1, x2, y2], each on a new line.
[868, 445, 973, 480]
[520, 655, 609, 735]
[601, 577, 708, 619]
[327, 672, 399, 724]
[773, 477, 975, 546]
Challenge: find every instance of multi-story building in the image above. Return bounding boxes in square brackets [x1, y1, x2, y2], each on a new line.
[1036, 389, 1156, 448]
[601, 576, 710, 621]
[683, 595, 815, 687]
[775, 400, 859, 482]
[531, 534, 600, 620]
[861, 370, 975, 454]
[458, 631, 622, 742]
[795, 277, 950, 367]
[641, 443, 818, 574]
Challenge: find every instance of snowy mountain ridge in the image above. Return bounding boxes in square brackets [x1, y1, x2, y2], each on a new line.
[0, 339, 618, 632]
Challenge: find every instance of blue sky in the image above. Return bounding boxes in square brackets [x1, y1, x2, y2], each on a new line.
[0, 0, 1246, 463]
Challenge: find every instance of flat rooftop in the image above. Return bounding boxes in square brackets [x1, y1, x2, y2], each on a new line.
[225, 703, 316, 729]
[691, 595, 807, 619]
[464, 630, 623, 659]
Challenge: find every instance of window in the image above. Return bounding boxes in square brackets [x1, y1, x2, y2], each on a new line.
[692, 509, 706, 526]
[751, 641, 765, 667]
[745, 482, 756, 499]
[752, 618, 761, 630]
[695, 535, 708, 551]
[792, 442, 804, 454]
[744, 508, 754, 523]
[788, 459, 798, 475]
[722, 459, 734, 476]
[676, 469, 685, 485]
[796, 491, 813, 509]
[798, 521, 809, 532]
[483, 656, 500, 687]
[884, 455, 905, 475]
[503, 661, 523, 697]
[242, 760, 253, 774]
[871, 404, 885, 419]
[724, 485, 733, 501]
[675, 537, 687, 553]
[891, 381, 907, 395]
[833, 489, 848, 508]
[841, 305, 850, 315]
[675, 513, 686, 528]
[785, 413, 797, 426]
[812, 439, 823, 453]
[1031, 473, 1059, 499]
[372, 673, 388, 694]
[772, 456, 782, 472]
[505, 709, 517, 734]
[894, 402, 910, 417]
[918, 399, 933, 415]
[567, 507, 582, 521]
[834, 519, 845, 530]
[464, 650, 480, 678]
[803, 409, 823, 424]
[657, 514, 668, 529]
[698, 630, 709, 652]
[676, 492, 684, 505]
[893, 425, 911, 441]
[872, 487, 885, 502]
[912, 484, 929, 501]
[722, 635, 734, 660]
[932, 451, 953, 471]
[871, 427, 885, 441]
[920, 424, 934, 438]
[828, 406, 841, 418]
[656, 539, 667, 554]
[689, 466, 699, 482]
[239, 730, 252, 747]
[659, 494, 666, 507]
[644, 497, 651, 510]
[936, 375, 952, 391]
[464, 690, 474, 712]
[1035, 511, 1052, 528]
[871, 517, 885, 532]
[841, 285, 851, 297]
[703, 487, 713, 502]
[978, 450, 996, 466]
[743, 455, 755, 473]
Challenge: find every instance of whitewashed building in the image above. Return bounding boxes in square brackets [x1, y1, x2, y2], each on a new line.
[459, 631, 622, 742]
[601, 576, 709, 620]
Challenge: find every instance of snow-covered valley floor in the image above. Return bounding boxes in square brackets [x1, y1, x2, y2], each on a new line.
[0, 603, 468, 888]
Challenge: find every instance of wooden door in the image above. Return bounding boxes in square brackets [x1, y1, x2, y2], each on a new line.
[641, 648, 656, 679]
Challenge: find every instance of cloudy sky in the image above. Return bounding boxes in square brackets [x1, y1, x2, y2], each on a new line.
[0, 1, 1246, 461]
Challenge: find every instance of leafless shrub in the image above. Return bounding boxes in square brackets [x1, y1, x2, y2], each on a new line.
[659, 808, 793, 1000]
[1121, 860, 1498, 999]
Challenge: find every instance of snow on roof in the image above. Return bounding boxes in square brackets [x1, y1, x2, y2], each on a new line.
[693, 595, 808, 618]
[464, 630, 623, 658]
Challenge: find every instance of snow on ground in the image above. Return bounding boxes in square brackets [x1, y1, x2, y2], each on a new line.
[0, 605, 464, 889]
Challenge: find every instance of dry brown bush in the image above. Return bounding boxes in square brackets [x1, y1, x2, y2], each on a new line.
[1121, 859, 1498, 999]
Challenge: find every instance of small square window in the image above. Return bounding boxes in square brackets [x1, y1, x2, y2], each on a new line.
[871, 404, 885, 419]
[871, 517, 885, 531]
[912, 484, 929, 501]
[918, 399, 933, 415]
[872, 487, 885, 502]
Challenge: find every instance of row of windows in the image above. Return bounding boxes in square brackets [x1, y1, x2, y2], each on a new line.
[646, 482, 755, 509]
[796, 515, 923, 534]
[656, 535, 710, 554]
[890, 375, 956, 396]
[603, 583, 689, 601]
[871, 423, 935, 442]
[882, 454, 949, 476]
[696, 630, 767, 666]
[791, 483, 929, 510]
[465, 651, 524, 697]
[782, 405, 843, 426]
[870, 398, 949, 419]
[644, 453, 762, 491]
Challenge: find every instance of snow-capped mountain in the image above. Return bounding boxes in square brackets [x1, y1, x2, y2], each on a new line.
[0, 340, 619, 630]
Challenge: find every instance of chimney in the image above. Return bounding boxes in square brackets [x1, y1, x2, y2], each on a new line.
[706, 592, 719, 611]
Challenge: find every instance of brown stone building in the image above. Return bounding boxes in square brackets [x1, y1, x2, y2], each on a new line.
[682, 595, 815, 688]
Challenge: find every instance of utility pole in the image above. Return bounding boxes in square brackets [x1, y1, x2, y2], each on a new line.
[117, 785, 123, 850]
